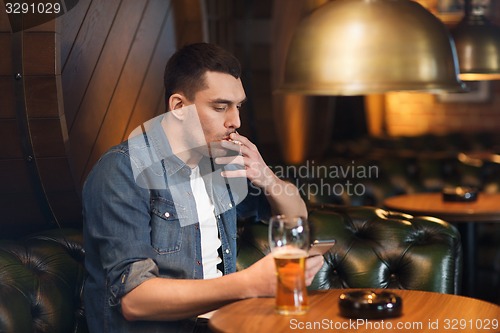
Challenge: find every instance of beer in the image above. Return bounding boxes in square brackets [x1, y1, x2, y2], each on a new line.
[269, 215, 310, 315]
[273, 248, 308, 315]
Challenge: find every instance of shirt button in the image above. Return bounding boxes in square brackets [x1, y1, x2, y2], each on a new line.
[225, 249, 230, 254]
[164, 212, 170, 218]
[196, 260, 201, 266]
[229, 203, 233, 208]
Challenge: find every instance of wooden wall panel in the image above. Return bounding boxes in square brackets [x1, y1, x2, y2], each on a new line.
[62, 0, 121, 129]
[60, 0, 92, 67]
[0, 35, 12, 75]
[0, 78, 15, 118]
[0, 5, 11, 31]
[1, 3, 76, 237]
[0, 5, 14, 140]
[0, 160, 31, 193]
[122, 8, 177, 139]
[0, 120, 23, 158]
[24, 76, 60, 117]
[30, 119, 67, 157]
[37, 158, 76, 192]
[23, 32, 59, 75]
[60, 0, 190, 186]
[172, 0, 206, 47]
[85, 0, 175, 177]
[23, 17, 57, 33]
[0, 0, 203, 237]
[0, 0, 15, 180]
[68, 0, 149, 182]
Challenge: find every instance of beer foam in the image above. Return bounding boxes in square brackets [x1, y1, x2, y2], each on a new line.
[273, 247, 308, 259]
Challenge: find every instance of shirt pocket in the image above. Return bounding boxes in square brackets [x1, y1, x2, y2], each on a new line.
[150, 197, 187, 254]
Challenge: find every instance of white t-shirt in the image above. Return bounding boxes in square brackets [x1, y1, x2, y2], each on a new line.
[189, 166, 223, 279]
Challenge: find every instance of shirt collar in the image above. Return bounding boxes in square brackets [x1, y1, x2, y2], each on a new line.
[143, 114, 189, 177]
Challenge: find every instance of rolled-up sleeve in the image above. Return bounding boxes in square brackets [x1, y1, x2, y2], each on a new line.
[83, 147, 159, 307]
[123, 259, 158, 294]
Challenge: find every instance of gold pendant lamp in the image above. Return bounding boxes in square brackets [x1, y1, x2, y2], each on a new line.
[278, 0, 466, 95]
[451, 0, 500, 81]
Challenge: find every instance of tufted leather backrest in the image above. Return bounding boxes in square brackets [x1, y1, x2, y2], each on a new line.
[0, 229, 87, 333]
[237, 205, 463, 294]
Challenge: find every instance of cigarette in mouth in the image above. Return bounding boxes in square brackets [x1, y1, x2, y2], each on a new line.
[225, 131, 242, 145]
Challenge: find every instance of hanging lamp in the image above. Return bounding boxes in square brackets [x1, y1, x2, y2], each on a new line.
[278, 0, 465, 95]
[451, 0, 500, 80]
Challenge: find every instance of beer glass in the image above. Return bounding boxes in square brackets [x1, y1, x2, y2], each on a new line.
[268, 215, 310, 315]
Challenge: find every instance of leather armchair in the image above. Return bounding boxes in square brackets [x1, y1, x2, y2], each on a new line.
[0, 228, 87, 333]
[237, 205, 463, 295]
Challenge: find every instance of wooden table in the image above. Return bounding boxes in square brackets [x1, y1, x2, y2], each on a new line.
[209, 289, 500, 333]
[384, 192, 500, 297]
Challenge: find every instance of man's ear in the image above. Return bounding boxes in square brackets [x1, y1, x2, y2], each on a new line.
[168, 93, 187, 120]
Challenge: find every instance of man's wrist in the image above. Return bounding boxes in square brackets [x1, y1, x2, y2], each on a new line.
[261, 172, 282, 195]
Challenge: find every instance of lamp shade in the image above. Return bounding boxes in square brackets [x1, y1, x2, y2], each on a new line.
[279, 0, 465, 95]
[452, 12, 500, 80]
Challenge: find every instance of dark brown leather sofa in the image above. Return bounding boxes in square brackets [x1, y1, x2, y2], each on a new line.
[0, 205, 462, 332]
[238, 205, 462, 294]
[0, 229, 87, 333]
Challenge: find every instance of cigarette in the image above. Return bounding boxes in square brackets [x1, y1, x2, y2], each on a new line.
[225, 131, 242, 145]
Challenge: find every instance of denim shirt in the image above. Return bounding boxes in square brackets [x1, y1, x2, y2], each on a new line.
[82, 115, 270, 333]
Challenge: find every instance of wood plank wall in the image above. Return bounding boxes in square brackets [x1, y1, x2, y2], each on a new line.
[61, 0, 178, 186]
[0, 8, 79, 236]
[0, 0, 204, 238]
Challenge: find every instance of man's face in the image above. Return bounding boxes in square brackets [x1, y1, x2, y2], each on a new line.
[191, 71, 246, 157]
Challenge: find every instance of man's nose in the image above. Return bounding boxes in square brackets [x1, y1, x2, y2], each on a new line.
[225, 107, 241, 129]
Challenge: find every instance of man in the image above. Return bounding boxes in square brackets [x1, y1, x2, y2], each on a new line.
[82, 43, 323, 333]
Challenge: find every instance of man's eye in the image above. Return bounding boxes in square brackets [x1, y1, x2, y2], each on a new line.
[214, 105, 227, 111]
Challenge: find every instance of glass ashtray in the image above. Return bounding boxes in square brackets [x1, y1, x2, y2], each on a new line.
[338, 290, 402, 319]
[442, 186, 478, 202]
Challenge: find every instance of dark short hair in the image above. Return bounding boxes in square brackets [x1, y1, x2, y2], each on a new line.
[164, 43, 242, 104]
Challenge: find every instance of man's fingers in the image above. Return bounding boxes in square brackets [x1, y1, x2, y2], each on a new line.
[305, 255, 324, 285]
[220, 139, 242, 152]
[215, 155, 245, 165]
[221, 169, 247, 178]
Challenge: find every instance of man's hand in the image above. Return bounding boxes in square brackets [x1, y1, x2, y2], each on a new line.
[305, 255, 324, 285]
[241, 252, 325, 298]
[216, 132, 277, 189]
[240, 253, 277, 298]
[215, 132, 307, 218]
